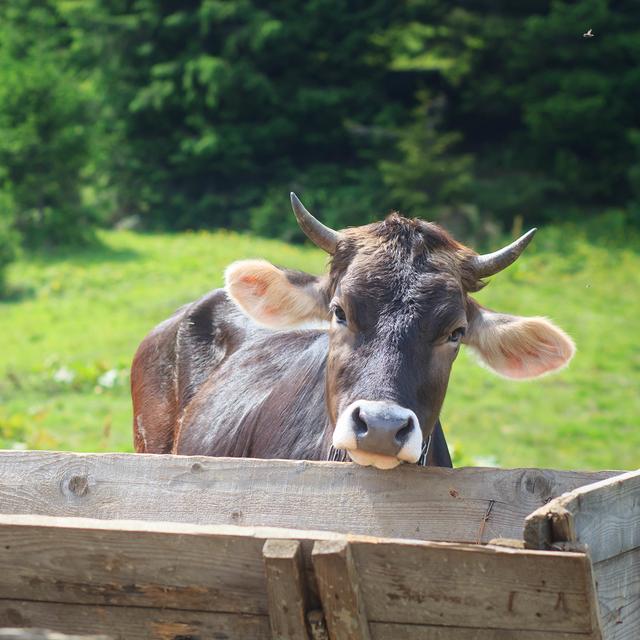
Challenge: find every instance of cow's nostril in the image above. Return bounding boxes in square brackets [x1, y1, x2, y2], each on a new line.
[352, 407, 368, 436]
[395, 420, 413, 445]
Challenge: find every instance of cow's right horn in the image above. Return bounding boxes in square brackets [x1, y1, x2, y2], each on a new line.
[290, 192, 338, 254]
[470, 228, 537, 278]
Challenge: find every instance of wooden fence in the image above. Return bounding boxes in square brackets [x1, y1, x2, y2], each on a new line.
[0, 451, 637, 640]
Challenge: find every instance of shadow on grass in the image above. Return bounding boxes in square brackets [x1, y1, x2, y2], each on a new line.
[0, 284, 37, 305]
[22, 237, 139, 267]
[1, 234, 141, 304]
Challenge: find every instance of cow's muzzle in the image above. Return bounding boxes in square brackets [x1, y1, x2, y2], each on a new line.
[332, 400, 422, 469]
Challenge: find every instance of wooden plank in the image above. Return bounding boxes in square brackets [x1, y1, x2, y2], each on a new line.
[524, 469, 640, 563]
[593, 546, 640, 640]
[263, 539, 310, 640]
[348, 540, 602, 636]
[0, 514, 341, 614]
[0, 451, 617, 544]
[0, 600, 270, 640]
[370, 623, 598, 639]
[312, 540, 371, 640]
[0, 631, 111, 640]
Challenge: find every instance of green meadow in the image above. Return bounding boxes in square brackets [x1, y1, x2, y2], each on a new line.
[1, 227, 638, 470]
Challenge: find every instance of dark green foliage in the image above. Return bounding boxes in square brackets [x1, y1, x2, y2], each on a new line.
[379, 1, 640, 232]
[0, 1, 96, 249]
[78, 0, 401, 235]
[0, 0, 639, 260]
[379, 95, 475, 227]
[83, 0, 639, 237]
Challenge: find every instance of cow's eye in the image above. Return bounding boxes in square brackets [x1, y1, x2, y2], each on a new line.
[333, 305, 347, 324]
[448, 327, 466, 343]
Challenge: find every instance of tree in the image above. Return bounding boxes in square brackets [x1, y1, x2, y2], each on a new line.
[0, 0, 96, 248]
[81, 0, 402, 232]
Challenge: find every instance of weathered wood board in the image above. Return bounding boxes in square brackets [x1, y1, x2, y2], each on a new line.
[0, 514, 342, 640]
[0, 601, 270, 640]
[525, 469, 640, 562]
[0, 514, 342, 613]
[263, 539, 311, 640]
[0, 513, 603, 640]
[0, 450, 617, 544]
[312, 540, 371, 640]
[369, 625, 599, 639]
[0, 630, 111, 640]
[594, 547, 640, 640]
[313, 539, 603, 638]
[0, 451, 636, 640]
[525, 469, 640, 640]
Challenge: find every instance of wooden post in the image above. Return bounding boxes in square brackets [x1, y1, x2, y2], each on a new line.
[524, 469, 640, 640]
[312, 540, 370, 640]
[263, 539, 311, 640]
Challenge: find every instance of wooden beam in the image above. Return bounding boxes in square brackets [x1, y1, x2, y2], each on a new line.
[524, 469, 640, 563]
[0, 600, 270, 640]
[0, 631, 111, 640]
[349, 539, 602, 636]
[0, 513, 340, 614]
[592, 547, 640, 640]
[0, 451, 618, 545]
[369, 624, 599, 639]
[0, 512, 608, 639]
[263, 539, 311, 640]
[312, 540, 371, 640]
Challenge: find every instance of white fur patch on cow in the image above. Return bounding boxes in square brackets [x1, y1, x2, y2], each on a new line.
[466, 310, 576, 379]
[397, 416, 423, 463]
[225, 259, 325, 329]
[332, 402, 360, 451]
[136, 415, 148, 451]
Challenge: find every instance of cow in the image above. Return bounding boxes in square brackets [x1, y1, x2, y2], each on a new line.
[131, 193, 575, 469]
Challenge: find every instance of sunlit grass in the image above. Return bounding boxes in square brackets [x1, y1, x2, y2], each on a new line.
[1, 227, 638, 470]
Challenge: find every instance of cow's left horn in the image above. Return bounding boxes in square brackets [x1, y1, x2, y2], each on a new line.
[471, 228, 537, 278]
[290, 192, 338, 254]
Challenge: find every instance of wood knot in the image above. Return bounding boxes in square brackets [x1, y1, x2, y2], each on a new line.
[67, 474, 89, 496]
[191, 462, 203, 473]
[4, 607, 25, 625]
[522, 470, 552, 498]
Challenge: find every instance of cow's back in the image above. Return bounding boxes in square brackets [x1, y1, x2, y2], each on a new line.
[131, 290, 248, 453]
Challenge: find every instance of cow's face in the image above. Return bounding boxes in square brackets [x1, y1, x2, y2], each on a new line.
[226, 195, 574, 469]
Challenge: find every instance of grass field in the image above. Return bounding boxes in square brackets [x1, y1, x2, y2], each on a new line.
[1, 226, 638, 470]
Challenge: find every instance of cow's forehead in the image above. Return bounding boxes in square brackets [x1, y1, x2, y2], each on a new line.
[337, 236, 465, 294]
[341, 255, 466, 311]
[329, 214, 482, 295]
[333, 246, 467, 339]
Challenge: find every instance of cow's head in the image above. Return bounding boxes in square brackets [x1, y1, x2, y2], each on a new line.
[226, 194, 574, 469]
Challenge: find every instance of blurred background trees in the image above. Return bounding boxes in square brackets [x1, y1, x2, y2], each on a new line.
[0, 1, 96, 252]
[1, 0, 639, 269]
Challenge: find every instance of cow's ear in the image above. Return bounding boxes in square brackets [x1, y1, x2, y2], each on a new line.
[225, 259, 328, 329]
[464, 301, 575, 379]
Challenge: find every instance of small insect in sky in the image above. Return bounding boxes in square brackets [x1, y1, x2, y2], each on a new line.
[583, 28, 595, 38]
